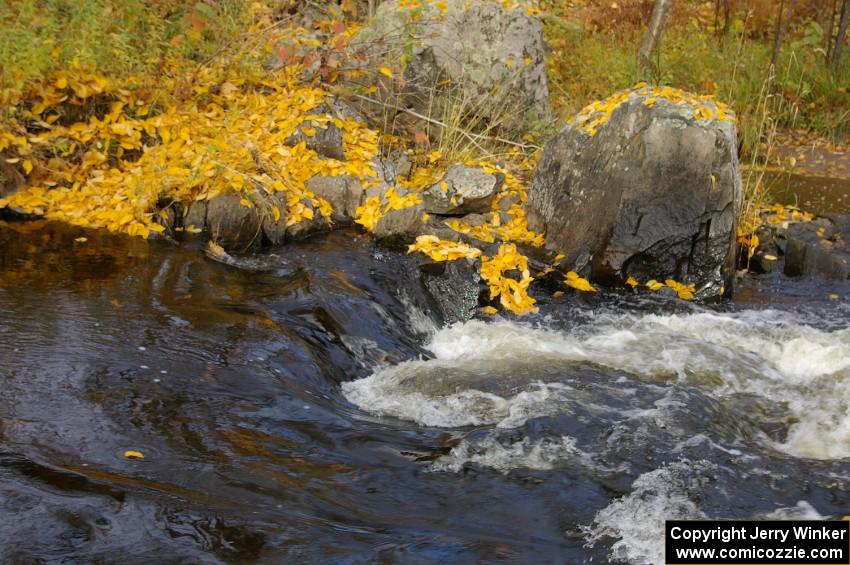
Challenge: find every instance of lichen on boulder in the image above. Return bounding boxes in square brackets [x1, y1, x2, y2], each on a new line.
[357, 0, 550, 131]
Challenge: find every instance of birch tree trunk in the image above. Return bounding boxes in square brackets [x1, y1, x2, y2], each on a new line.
[637, 0, 674, 69]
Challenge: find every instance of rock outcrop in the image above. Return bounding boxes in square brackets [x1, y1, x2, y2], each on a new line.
[527, 85, 743, 297]
[359, 0, 550, 130]
[771, 215, 850, 280]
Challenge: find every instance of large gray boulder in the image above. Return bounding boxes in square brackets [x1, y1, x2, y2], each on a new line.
[527, 86, 742, 297]
[359, 0, 550, 130]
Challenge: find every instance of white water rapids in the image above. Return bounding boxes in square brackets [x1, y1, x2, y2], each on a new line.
[342, 307, 850, 564]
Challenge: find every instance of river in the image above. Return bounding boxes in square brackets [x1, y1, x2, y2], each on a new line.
[1, 214, 849, 563]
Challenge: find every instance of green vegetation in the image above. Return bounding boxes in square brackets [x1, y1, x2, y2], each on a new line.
[0, 0, 249, 95]
[542, 1, 850, 158]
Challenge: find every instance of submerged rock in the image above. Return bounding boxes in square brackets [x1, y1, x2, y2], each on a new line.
[527, 86, 742, 298]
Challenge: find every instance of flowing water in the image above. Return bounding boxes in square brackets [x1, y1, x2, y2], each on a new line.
[1, 219, 850, 563]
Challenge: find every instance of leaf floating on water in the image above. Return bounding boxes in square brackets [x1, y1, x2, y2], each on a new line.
[625, 276, 638, 287]
[480, 306, 498, 315]
[646, 279, 664, 291]
[123, 450, 144, 459]
[74, 237, 88, 243]
[763, 254, 777, 261]
[830, 294, 839, 301]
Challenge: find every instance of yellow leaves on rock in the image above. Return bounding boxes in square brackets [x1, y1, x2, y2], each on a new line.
[383, 187, 422, 212]
[407, 235, 482, 261]
[625, 276, 638, 287]
[665, 279, 696, 300]
[645, 278, 695, 299]
[0, 64, 382, 239]
[570, 84, 734, 137]
[480, 243, 536, 315]
[444, 160, 544, 248]
[354, 196, 383, 230]
[564, 271, 596, 292]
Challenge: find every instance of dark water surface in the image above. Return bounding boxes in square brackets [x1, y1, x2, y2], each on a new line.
[1, 220, 850, 564]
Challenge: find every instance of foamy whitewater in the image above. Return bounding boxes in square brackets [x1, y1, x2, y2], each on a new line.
[342, 308, 850, 564]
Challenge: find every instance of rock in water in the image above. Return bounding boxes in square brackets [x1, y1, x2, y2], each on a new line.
[418, 257, 484, 325]
[783, 217, 850, 280]
[527, 85, 742, 297]
[206, 194, 261, 252]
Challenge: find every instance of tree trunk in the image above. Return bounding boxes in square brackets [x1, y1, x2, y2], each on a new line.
[826, 0, 839, 62]
[771, 0, 798, 70]
[832, 0, 850, 71]
[637, 0, 674, 69]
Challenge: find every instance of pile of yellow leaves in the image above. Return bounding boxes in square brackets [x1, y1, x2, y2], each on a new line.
[569, 83, 734, 137]
[0, 61, 383, 238]
[407, 235, 482, 261]
[0, 1, 392, 240]
[480, 243, 537, 315]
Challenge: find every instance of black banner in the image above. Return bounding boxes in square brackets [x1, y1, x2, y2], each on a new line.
[666, 520, 850, 564]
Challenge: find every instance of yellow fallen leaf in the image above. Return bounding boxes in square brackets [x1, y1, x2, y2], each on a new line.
[74, 237, 87, 243]
[56, 76, 68, 89]
[830, 294, 839, 301]
[22, 160, 33, 175]
[626, 276, 638, 287]
[378, 67, 393, 79]
[123, 450, 144, 459]
[646, 280, 664, 291]
[480, 306, 498, 315]
[564, 271, 597, 292]
[763, 254, 777, 261]
[272, 205, 281, 222]
[239, 197, 253, 208]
